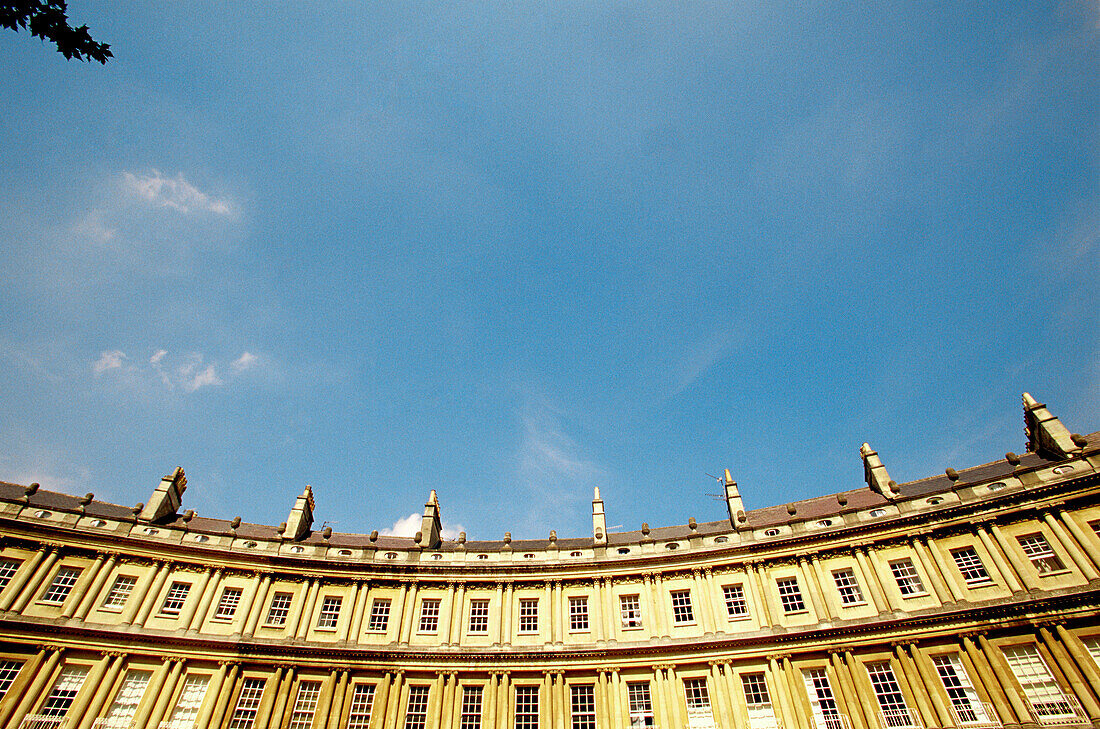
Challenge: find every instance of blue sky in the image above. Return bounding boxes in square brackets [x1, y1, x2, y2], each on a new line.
[0, 3, 1097, 540]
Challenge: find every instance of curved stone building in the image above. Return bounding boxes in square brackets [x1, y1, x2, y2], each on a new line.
[1, 393, 1099, 729]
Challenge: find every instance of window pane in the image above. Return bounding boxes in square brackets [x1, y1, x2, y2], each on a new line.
[345, 684, 377, 729]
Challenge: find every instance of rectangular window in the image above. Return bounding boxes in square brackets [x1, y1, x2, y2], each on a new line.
[1017, 534, 1066, 574]
[317, 596, 342, 629]
[519, 598, 539, 633]
[740, 673, 777, 729]
[228, 677, 266, 729]
[722, 584, 748, 618]
[101, 575, 137, 608]
[951, 547, 992, 585]
[932, 654, 996, 726]
[866, 662, 917, 728]
[345, 684, 377, 729]
[570, 685, 596, 729]
[404, 685, 429, 729]
[1087, 637, 1100, 667]
[266, 592, 293, 626]
[159, 581, 191, 616]
[102, 669, 152, 727]
[831, 568, 864, 605]
[684, 678, 713, 728]
[163, 674, 210, 729]
[1002, 645, 1078, 720]
[776, 577, 806, 613]
[40, 567, 82, 604]
[627, 682, 654, 727]
[569, 597, 589, 631]
[671, 590, 695, 624]
[515, 686, 539, 729]
[0, 660, 23, 701]
[460, 686, 483, 729]
[0, 559, 21, 591]
[40, 665, 89, 717]
[804, 668, 843, 729]
[889, 559, 926, 596]
[368, 599, 391, 632]
[288, 680, 321, 729]
[418, 599, 440, 633]
[620, 594, 642, 628]
[215, 587, 243, 619]
[468, 599, 490, 634]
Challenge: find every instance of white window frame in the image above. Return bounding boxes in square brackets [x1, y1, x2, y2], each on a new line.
[889, 559, 926, 596]
[317, 596, 342, 629]
[722, 584, 748, 619]
[468, 599, 489, 634]
[418, 598, 440, 633]
[40, 567, 82, 604]
[951, 547, 993, 586]
[776, 577, 806, 613]
[518, 598, 539, 633]
[831, 568, 865, 605]
[670, 590, 695, 624]
[265, 592, 293, 626]
[345, 684, 377, 729]
[568, 597, 589, 632]
[620, 594, 642, 629]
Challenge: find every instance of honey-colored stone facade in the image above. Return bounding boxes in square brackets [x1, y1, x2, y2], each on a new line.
[0, 395, 1098, 729]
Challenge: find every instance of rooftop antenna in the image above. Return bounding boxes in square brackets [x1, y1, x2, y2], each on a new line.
[704, 472, 726, 501]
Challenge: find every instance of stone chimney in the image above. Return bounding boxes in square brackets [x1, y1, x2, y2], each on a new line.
[420, 489, 443, 549]
[723, 469, 746, 526]
[1023, 392, 1079, 459]
[139, 467, 187, 523]
[592, 487, 607, 545]
[860, 443, 899, 500]
[281, 485, 315, 541]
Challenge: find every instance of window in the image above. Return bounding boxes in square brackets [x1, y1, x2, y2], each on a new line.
[722, 584, 748, 618]
[1002, 645, 1078, 720]
[317, 596, 342, 629]
[620, 594, 642, 628]
[519, 598, 538, 633]
[804, 668, 843, 729]
[418, 599, 440, 633]
[163, 675, 209, 729]
[405, 685, 430, 729]
[0, 559, 21, 591]
[102, 669, 151, 727]
[215, 587, 243, 619]
[869, 509, 888, 518]
[1017, 534, 1066, 574]
[368, 599, 391, 631]
[102, 575, 137, 608]
[866, 662, 917, 728]
[40, 665, 88, 717]
[932, 654, 996, 726]
[346, 684, 377, 729]
[468, 599, 489, 634]
[266, 592, 293, 626]
[889, 560, 925, 596]
[951, 547, 992, 585]
[0, 660, 23, 700]
[460, 686, 483, 729]
[764, 529, 780, 537]
[684, 678, 713, 728]
[1086, 637, 1100, 667]
[288, 680, 321, 729]
[671, 590, 695, 624]
[627, 682, 654, 727]
[228, 677, 266, 729]
[569, 597, 589, 631]
[515, 686, 539, 729]
[41, 567, 81, 604]
[832, 569, 864, 605]
[570, 685, 596, 729]
[776, 577, 806, 613]
[158, 581, 191, 616]
[740, 673, 777, 729]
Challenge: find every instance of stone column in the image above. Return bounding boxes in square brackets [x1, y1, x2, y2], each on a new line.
[781, 656, 812, 728]
[369, 673, 393, 729]
[0, 545, 54, 611]
[703, 569, 727, 632]
[427, 673, 445, 729]
[0, 648, 46, 727]
[654, 573, 672, 637]
[642, 574, 660, 639]
[7, 646, 64, 729]
[314, 670, 339, 729]
[326, 670, 350, 729]
[177, 567, 213, 628]
[826, 652, 866, 729]
[146, 658, 186, 729]
[976, 633, 1033, 724]
[232, 572, 263, 635]
[551, 581, 563, 643]
[989, 523, 1038, 588]
[209, 662, 242, 729]
[194, 662, 229, 729]
[692, 570, 715, 633]
[296, 578, 321, 640]
[133, 561, 173, 626]
[861, 545, 901, 611]
[1054, 623, 1100, 700]
[766, 655, 795, 729]
[130, 657, 177, 729]
[798, 557, 829, 620]
[492, 583, 505, 645]
[906, 644, 954, 727]
[542, 581, 553, 644]
[749, 562, 775, 627]
[495, 672, 510, 729]
[1043, 511, 1100, 579]
[251, 667, 283, 729]
[892, 645, 939, 728]
[653, 667, 671, 729]
[447, 582, 465, 646]
[244, 572, 275, 637]
[595, 671, 611, 729]
[925, 537, 966, 602]
[590, 578, 605, 642]
[383, 670, 405, 729]
[541, 671, 554, 729]
[438, 671, 457, 729]
[844, 650, 881, 729]
[351, 580, 371, 642]
[909, 538, 952, 604]
[709, 662, 734, 724]
[1037, 625, 1100, 718]
[975, 524, 1026, 592]
[342, 581, 366, 642]
[483, 674, 497, 729]
[73, 552, 118, 620]
[609, 668, 625, 729]
[958, 635, 1013, 725]
[10, 547, 63, 613]
[398, 581, 420, 644]
[187, 567, 223, 632]
[61, 553, 107, 619]
[267, 667, 296, 729]
[63, 651, 111, 729]
[808, 556, 834, 619]
[500, 583, 513, 646]
[846, 549, 886, 613]
[1057, 510, 1100, 572]
[440, 582, 458, 645]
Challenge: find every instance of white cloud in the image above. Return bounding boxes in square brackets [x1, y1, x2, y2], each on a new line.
[149, 349, 167, 365]
[231, 351, 259, 374]
[122, 170, 232, 216]
[381, 511, 465, 540]
[93, 350, 126, 374]
[183, 364, 222, 392]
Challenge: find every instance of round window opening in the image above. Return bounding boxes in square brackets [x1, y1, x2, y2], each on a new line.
[431, 553, 442, 560]
[385, 552, 398, 559]
[523, 553, 535, 559]
[34, 510, 51, 518]
[617, 547, 631, 554]
[816, 519, 833, 527]
[89, 519, 106, 527]
[1053, 465, 1074, 475]
[713, 536, 728, 544]
[193, 534, 209, 543]
[927, 497, 943, 505]
[143, 527, 159, 535]
[477, 554, 489, 560]
[764, 528, 780, 537]
[338, 549, 352, 557]
[869, 509, 887, 518]
[243, 540, 258, 548]
[569, 551, 582, 557]
[988, 482, 1007, 491]
[665, 542, 679, 550]
[289, 545, 304, 553]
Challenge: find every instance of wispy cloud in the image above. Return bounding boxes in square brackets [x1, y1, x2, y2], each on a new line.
[669, 328, 737, 398]
[381, 511, 465, 540]
[122, 170, 232, 216]
[231, 351, 259, 374]
[93, 350, 126, 374]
